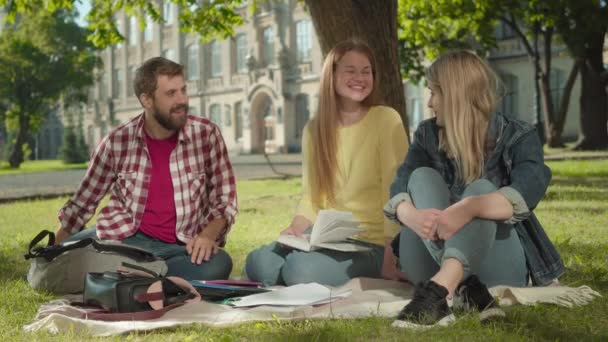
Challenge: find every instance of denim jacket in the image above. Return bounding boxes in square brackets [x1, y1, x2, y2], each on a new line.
[384, 113, 565, 286]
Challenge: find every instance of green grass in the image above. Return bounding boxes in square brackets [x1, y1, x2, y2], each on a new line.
[1, 160, 607, 340]
[0, 160, 87, 176]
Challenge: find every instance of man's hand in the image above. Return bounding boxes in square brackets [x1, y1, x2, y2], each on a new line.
[54, 225, 71, 245]
[186, 234, 219, 264]
[396, 202, 441, 240]
[435, 198, 475, 240]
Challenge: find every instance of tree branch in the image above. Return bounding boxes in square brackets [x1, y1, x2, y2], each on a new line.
[499, 14, 534, 58]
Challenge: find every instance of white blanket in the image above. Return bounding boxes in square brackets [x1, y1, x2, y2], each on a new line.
[23, 278, 601, 337]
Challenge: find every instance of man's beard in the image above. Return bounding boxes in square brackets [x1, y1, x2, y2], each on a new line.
[153, 103, 188, 131]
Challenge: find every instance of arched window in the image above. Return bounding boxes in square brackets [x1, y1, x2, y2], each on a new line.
[296, 20, 312, 62]
[262, 27, 275, 66]
[235, 34, 248, 73]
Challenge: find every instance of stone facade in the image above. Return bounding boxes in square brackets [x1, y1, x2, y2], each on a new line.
[81, 0, 322, 155]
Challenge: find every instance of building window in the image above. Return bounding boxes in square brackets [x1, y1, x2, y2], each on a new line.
[295, 94, 309, 138]
[187, 44, 199, 80]
[499, 73, 518, 117]
[116, 19, 123, 49]
[296, 20, 312, 62]
[210, 104, 222, 126]
[224, 105, 232, 126]
[129, 16, 138, 46]
[235, 34, 248, 73]
[262, 27, 275, 66]
[127, 66, 136, 96]
[211, 40, 222, 77]
[550, 68, 565, 108]
[163, 48, 176, 62]
[495, 21, 515, 40]
[163, 2, 173, 25]
[235, 101, 243, 140]
[112, 68, 123, 98]
[99, 72, 108, 99]
[144, 16, 153, 42]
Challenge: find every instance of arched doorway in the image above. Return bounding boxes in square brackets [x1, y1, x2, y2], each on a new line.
[249, 91, 274, 153]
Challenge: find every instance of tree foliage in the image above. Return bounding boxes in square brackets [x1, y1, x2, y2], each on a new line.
[0, 10, 99, 168]
[0, 0, 246, 48]
[60, 110, 89, 164]
[398, 0, 582, 147]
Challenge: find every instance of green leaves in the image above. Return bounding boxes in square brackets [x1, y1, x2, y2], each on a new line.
[0, 10, 99, 167]
[398, 0, 501, 81]
[0, 0, 248, 48]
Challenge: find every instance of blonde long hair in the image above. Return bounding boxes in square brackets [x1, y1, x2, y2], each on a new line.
[426, 50, 500, 184]
[308, 39, 379, 207]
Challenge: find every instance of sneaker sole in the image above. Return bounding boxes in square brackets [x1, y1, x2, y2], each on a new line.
[391, 313, 456, 330]
[479, 307, 506, 322]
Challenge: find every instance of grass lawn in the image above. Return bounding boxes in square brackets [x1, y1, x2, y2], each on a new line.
[0, 160, 87, 176]
[0, 160, 607, 340]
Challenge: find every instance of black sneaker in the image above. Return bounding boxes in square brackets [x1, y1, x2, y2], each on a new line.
[453, 275, 505, 321]
[392, 280, 455, 329]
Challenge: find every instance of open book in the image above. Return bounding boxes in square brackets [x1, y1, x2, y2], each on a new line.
[276, 210, 370, 252]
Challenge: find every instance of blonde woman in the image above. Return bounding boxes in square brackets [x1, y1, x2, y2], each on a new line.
[384, 50, 564, 327]
[245, 40, 408, 286]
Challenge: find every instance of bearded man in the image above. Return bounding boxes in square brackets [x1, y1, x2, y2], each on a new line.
[55, 57, 237, 280]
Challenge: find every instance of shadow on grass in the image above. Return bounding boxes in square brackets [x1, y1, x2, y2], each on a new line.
[544, 189, 608, 202]
[550, 176, 608, 188]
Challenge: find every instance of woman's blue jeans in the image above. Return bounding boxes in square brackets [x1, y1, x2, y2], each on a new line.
[398, 167, 528, 287]
[244, 237, 385, 287]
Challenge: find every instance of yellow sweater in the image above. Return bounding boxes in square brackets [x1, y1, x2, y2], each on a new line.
[296, 106, 409, 245]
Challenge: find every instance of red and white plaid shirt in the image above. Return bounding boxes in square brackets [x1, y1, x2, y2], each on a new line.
[58, 114, 238, 245]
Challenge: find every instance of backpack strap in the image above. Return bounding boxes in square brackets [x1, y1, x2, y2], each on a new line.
[24, 230, 94, 261]
[91, 240, 159, 262]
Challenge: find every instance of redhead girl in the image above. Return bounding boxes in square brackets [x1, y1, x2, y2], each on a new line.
[245, 39, 408, 286]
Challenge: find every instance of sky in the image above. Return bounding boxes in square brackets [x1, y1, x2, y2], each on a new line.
[74, 0, 92, 27]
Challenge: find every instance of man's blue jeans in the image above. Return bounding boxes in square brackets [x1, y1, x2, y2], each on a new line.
[64, 228, 232, 281]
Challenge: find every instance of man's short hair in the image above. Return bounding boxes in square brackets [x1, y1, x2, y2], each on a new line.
[134, 57, 184, 98]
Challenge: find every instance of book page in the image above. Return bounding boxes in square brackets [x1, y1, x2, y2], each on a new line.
[309, 210, 357, 245]
[314, 226, 364, 245]
[230, 283, 351, 307]
[276, 233, 312, 251]
[315, 241, 371, 252]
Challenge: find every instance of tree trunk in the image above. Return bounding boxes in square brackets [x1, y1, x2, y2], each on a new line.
[574, 32, 608, 150]
[8, 112, 30, 168]
[304, 0, 409, 138]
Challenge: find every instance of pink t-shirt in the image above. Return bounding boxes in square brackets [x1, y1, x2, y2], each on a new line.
[139, 130, 179, 243]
